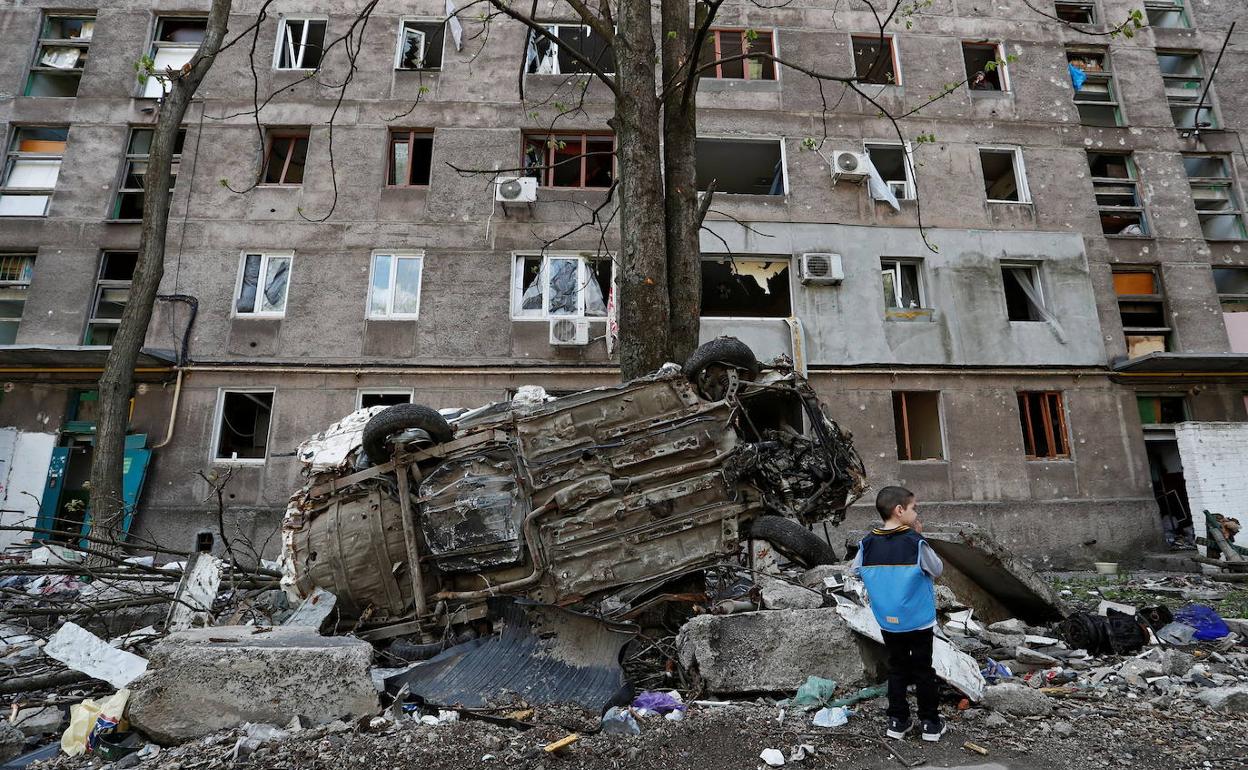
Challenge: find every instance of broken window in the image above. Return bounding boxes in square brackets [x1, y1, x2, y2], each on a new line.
[1054, 1, 1097, 23]
[84, 251, 137, 345]
[524, 133, 614, 188]
[893, 391, 944, 461]
[112, 128, 186, 220]
[700, 256, 792, 318]
[1157, 51, 1214, 129]
[696, 137, 785, 195]
[143, 17, 206, 98]
[880, 258, 924, 312]
[1067, 48, 1122, 126]
[0, 254, 34, 345]
[0, 126, 68, 217]
[387, 130, 433, 186]
[235, 252, 291, 316]
[963, 42, 1007, 92]
[699, 29, 776, 80]
[1088, 152, 1148, 236]
[275, 17, 327, 70]
[525, 24, 614, 75]
[1183, 155, 1245, 240]
[1001, 263, 1046, 322]
[513, 254, 611, 319]
[263, 130, 309, 185]
[396, 19, 446, 70]
[979, 148, 1028, 203]
[359, 389, 414, 409]
[214, 390, 274, 462]
[368, 251, 423, 319]
[864, 143, 914, 200]
[27, 14, 94, 97]
[1214, 267, 1248, 353]
[1018, 391, 1070, 459]
[1145, 0, 1190, 29]
[1137, 395, 1188, 426]
[851, 35, 898, 85]
[1113, 269, 1170, 357]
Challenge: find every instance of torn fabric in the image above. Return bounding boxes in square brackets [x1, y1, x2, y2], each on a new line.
[445, 0, 463, 52]
[864, 155, 901, 211]
[1010, 267, 1067, 342]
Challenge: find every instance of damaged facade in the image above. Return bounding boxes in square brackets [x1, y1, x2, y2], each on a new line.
[0, 0, 1246, 566]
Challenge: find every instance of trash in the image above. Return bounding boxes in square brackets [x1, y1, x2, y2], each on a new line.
[812, 706, 850, 727]
[631, 691, 685, 715]
[1172, 604, 1230, 641]
[963, 741, 990, 756]
[242, 723, 290, 742]
[792, 675, 838, 711]
[28, 545, 84, 566]
[600, 707, 640, 735]
[788, 744, 815, 762]
[664, 710, 684, 722]
[1097, 600, 1137, 617]
[94, 731, 141, 762]
[543, 734, 579, 753]
[60, 689, 129, 757]
[826, 684, 887, 708]
[1014, 646, 1061, 666]
[981, 659, 1012, 682]
[1056, 612, 1148, 655]
[1156, 622, 1198, 645]
[760, 748, 786, 766]
[44, 622, 149, 689]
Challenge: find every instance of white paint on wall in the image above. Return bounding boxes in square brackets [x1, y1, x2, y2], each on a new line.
[0, 428, 56, 551]
[1174, 422, 1248, 550]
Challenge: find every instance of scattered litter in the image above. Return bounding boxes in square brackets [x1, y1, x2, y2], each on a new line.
[760, 747, 786, 766]
[60, 689, 129, 757]
[792, 675, 837, 711]
[812, 706, 850, 728]
[1173, 604, 1230, 641]
[963, 741, 990, 755]
[631, 690, 685, 715]
[43, 623, 148, 689]
[601, 707, 640, 735]
[544, 734, 579, 753]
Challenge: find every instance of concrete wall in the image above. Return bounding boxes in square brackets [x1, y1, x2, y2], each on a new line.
[1174, 421, 1248, 545]
[0, 428, 56, 551]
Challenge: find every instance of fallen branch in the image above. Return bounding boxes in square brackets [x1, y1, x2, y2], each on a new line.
[0, 669, 88, 695]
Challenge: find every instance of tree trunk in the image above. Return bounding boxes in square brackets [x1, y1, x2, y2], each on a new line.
[614, 0, 670, 379]
[661, 0, 703, 367]
[88, 0, 232, 563]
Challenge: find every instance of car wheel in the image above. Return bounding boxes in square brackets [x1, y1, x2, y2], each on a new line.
[362, 403, 454, 463]
[683, 337, 759, 399]
[746, 515, 840, 567]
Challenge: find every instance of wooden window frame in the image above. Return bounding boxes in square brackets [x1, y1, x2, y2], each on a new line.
[522, 132, 615, 189]
[1157, 49, 1215, 130]
[144, 17, 207, 98]
[387, 130, 433, 187]
[0, 254, 35, 344]
[1, 126, 68, 217]
[1113, 268, 1171, 354]
[893, 391, 945, 462]
[1018, 391, 1070, 460]
[851, 34, 899, 86]
[262, 130, 309, 185]
[1144, 1, 1190, 30]
[962, 41, 1009, 92]
[84, 251, 137, 345]
[111, 127, 186, 221]
[703, 29, 777, 81]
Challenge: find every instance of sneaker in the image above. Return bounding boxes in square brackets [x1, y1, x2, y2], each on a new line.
[885, 717, 913, 740]
[921, 717, 947, 742]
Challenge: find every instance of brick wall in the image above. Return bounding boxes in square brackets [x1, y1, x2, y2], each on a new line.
[1174, 422, 1248, 545]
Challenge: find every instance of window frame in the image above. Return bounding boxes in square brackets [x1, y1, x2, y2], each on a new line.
[0, 254, 35, 345]
[1157, 49, 1215, 130]
[1054, 1, 1098, 24]
[262, 129, 310, 186]
[522, 132, 616, 189]
[144, 16, 207, 98]
[84, 251, 137, 346]
[211, 387, 276, 464]
[357, 388, 416, 409]
[111, 127, 186, 221]
[0, 125, 68, 217]
[1018, 391, 1071, 460]
[978, 146, 1031, 204]
[26, 13, 95, 98]
[701, 28, 777, 81]
[1088, 152, 1149, 238]
[1183, 154, 1246, 240]
[893, 390, 946, 462]
[273, 16, 328, 71]
[386, 129, 434, 187]
[510, 252, 614, 320]
[1113, 267, 1171, 354]
[394, 17, 446, 71]
[695, 135, 789, 196]
[1067, 47, 1122, 127]
[233, 251, 293, 318]
[880, 257, 926, 312]
[962, 41, 1010, 93]
[1137, 393, 1189, 428]
[526, 23, 616, 76]
[864, 141, 916, 200]
[1000, 261, 1047, 322]
[1144, 0, 1190, 29]
[1214, 267, 1248, 309]
[367, 250, 424, 320]
[850, 34, 900, 86]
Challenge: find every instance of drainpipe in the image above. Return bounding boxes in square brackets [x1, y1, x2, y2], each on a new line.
[150, 295, 197, 450]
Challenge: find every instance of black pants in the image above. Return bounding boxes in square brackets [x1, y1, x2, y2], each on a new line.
[881, 628, 940, 722]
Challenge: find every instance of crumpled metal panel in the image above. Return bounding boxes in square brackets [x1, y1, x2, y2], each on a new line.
[419, 449, 528, 572]
[387, 598, 636, 710]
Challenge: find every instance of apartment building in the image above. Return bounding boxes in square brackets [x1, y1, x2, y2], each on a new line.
[0, 0, 1244, 565]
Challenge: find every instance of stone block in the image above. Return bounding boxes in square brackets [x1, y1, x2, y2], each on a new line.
[979, 683, 1053, 716]
[1196, 686, 1248, 713]
[758, 576, 823, 610]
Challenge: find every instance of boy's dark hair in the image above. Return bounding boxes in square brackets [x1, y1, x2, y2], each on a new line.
[875, 486, 915, 520]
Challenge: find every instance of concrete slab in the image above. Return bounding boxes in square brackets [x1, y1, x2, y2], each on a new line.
[924, 525, 1067, 625]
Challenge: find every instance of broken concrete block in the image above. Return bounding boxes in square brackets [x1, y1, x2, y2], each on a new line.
[1118, 658, 1166, 688]
[979, 683, 1053, 716]
[1222, 618, 1248, 637]
[0, 721, 22, 763]
[988, 618, 1028, 635]
[1196, 686, 1248, 713]
[924, 526, 1066, 625]
[1013, 647, 1061, 667]
[935, 584, 965, 612]
[976, 629, 1026, 649]
[676, 609, 881, 693]
[1161, 650, 1195, 678]
[758, 576, 823, 610]
[127, 626, 377, 745]
[12, 705, 64, 736]
[799, 565, 842, 590]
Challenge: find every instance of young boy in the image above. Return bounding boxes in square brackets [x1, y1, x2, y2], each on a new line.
[850, 486, 945, 742]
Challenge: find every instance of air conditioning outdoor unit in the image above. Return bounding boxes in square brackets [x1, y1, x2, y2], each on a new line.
[800, 252, 844, 285]
[549, 318, 591, 346]
[831, 151, 870, 185]
[495, 175, 538, 203]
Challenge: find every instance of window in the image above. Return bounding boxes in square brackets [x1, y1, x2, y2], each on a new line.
[1001, 264, 1046, 322]
[275, 18, 327, 70]
[893, 392, 944, 461]
[368, 251, 423, 319]
[1158, 51, 1214, 129]
[84, 252, 137, 345]
[263, 130, 309, 185]
[880, 259, 924, 312]
[699, 29, 776, 80]
[1054, 1, 1097, 23]
[1183, 155, 1245, 240]
[979, 148, 1029, 203]
[1214, 267, 1248, 353]
[143, 17, 206, 98]
[0, 127, 68, 217]
[1088, 152, 1148, 236]
[1137, 395, 1188, 426]
[358, 389, 414, 409]
[1066, 49, 1121, 126]
[213, 390, 274, 462]
[700, 256, 792, 318]
[865, 143, 914, 200]
[0, 254, 34, 344]
[696, 138, 785, 195]
[851, 35, 898, 85]
[525, 24, 614, 75]
[395, 19, 446, 70]
[513, 254, 611, 319]
[387, 130, 433, 186]
[112, 128, 186, 220]
[1145, 0, 1189, 29]
[523, 133, 614, 189]
[1018, 391, 1070, 459]
[26, 14, 94, 97]
[235, 252, 292, 317]
[1113, 269, 1170, 357]
[963, 42, 1007, 92]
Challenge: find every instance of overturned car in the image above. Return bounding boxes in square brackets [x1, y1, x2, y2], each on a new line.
[280, 338, 866, 644]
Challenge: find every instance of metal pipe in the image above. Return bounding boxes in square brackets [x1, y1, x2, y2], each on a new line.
[150, 368, 184, 449]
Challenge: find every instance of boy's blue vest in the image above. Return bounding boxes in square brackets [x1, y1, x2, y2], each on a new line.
[858, 526, 936, 633]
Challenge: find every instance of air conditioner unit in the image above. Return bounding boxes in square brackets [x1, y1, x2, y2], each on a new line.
[800, 252, 844, 285]
[495, 175, 538, 203]
[549, 318, 591, 346]
[831, 151, 870, 185]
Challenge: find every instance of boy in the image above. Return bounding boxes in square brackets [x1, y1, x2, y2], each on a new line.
[850, 486, 945, 742]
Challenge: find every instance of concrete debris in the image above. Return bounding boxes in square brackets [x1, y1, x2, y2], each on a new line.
[284, 586, 338, 629]
[988, 618, 1029, 635]
[166, 553, 224, 632]
[799, 565, 842, 590]
[924, 525, 1067, 625]
[1014, 646, 1061, 666]
[979, 683, 1054, 716]
[11, 705, 65, 736]
[758, 576, 823, 610]
[1195, 686, 1248, 713]
[0, 721, 23, 763]
[43, 621, 149, 689]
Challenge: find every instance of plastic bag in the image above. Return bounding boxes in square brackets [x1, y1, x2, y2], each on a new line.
[1173, 605, 1230, 641]
[631, 691, 685, 715]
[61, 689, 129, 757]
[601, 706, 640, 736]
[1157, 621, 1198, 646]
[812, 706, 850, 728]
[792, 675, 837, 711]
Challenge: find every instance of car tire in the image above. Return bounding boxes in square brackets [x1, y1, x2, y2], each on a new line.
[746, 515, 840, 567]
[362, 403, 454, 463]
[683, 337, 760, 399]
